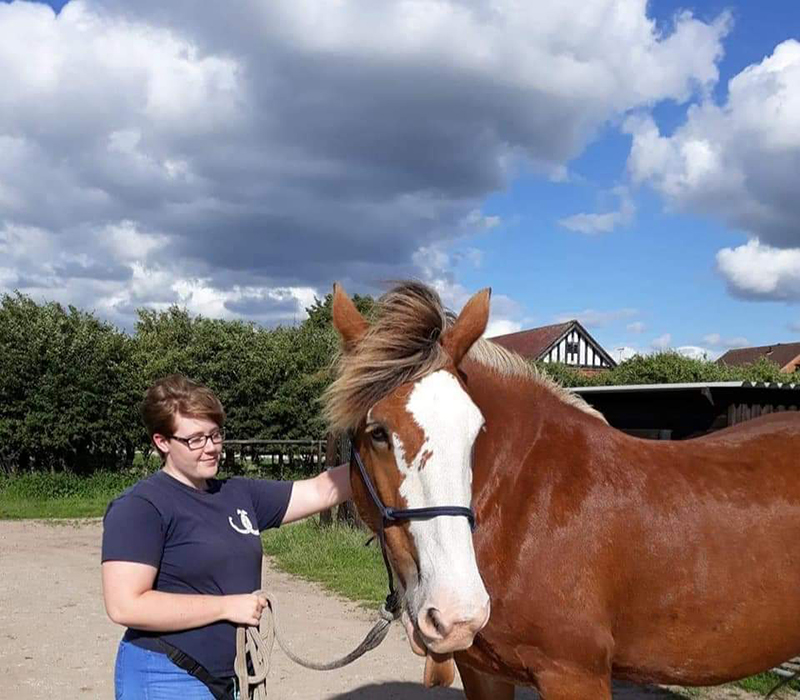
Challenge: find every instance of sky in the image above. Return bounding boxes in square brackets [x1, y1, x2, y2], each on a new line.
[0, 1, 798, 362]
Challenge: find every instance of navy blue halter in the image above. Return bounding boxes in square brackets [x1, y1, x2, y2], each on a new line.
[349, 439, 476, 614]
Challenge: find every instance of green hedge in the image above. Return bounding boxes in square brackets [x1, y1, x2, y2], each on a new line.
[535, 353, 790, 388]
[0, 292, 374, 475]
[1, 290, 789, 475]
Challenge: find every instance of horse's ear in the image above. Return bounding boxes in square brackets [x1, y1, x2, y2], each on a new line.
[332, 283, 369, 352]
[441, 287, 491, 366]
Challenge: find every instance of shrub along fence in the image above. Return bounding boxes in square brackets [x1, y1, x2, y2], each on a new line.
[2, 290, 791, 476]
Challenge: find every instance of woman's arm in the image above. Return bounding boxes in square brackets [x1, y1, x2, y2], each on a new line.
[281, 463, 352, 525]
[102, 561, 266, 631]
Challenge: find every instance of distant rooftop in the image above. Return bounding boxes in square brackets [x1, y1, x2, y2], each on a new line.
[489, 321, 574, 359]
[717, 342, 800, 371]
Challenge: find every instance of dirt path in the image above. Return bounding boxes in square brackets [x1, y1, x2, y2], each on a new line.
[0, 520, 783, 699]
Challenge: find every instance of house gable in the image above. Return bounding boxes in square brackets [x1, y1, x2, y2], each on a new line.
[490, 320, 616, 369]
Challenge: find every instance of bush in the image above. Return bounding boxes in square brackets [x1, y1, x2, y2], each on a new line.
[0, 293, 139, 474]
[536, 352, 789, 388]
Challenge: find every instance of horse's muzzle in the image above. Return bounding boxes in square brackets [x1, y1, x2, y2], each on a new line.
[406, 599, 491, 654]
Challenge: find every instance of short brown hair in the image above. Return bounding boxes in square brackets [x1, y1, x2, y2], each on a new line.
[141, 375, 225, 457]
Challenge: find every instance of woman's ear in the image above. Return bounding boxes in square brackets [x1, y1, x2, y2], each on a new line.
[331, 283, 369, 352]
[152, 433, 170, 455]
[441, 288, 491, 366]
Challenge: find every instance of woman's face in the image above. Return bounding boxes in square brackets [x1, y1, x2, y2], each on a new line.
[156, 413, 222, 489]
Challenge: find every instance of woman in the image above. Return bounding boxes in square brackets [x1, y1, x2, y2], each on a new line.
[101, 374, 352, 699]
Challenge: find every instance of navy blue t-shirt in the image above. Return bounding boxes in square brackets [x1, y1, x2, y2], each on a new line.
[102, 470, 293, 677]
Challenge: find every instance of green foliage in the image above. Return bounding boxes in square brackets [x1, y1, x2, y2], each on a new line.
[0, 469, 144, 518]
[0, 293, 138, 474]
[262, 519, 387, 607]
[734, 671, 800, 695]
[536, 352, 790, 388]
[531, 360, 590, 387]
[0, 291, 379, 473]
[302, 292, 376, 331]
[0, 470, 140, 500]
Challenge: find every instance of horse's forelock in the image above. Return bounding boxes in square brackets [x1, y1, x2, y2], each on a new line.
[322, 281, 606, 431]
[323, 282, 451, 432]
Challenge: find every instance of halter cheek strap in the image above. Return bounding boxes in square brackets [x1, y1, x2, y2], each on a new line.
[349, 439, 477, 615]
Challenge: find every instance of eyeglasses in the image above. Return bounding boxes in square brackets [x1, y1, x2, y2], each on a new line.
[168, 430, 225, 451]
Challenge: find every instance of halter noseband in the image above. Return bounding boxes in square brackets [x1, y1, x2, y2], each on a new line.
[349, 437, 477, 615]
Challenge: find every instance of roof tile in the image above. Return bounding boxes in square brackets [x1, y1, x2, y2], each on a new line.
[489, 321, 574, 359]
[717, 342, 800, 370]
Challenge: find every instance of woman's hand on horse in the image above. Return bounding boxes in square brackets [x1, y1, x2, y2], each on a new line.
[223, 593, 268, 626]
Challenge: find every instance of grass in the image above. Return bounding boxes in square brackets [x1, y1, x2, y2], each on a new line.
[736, 672, 800, 696]
[261, 518, 388, 607]
[0, 469, 145, 519]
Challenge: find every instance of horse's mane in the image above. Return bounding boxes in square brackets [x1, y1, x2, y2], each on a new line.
[322, 281, 606, 431]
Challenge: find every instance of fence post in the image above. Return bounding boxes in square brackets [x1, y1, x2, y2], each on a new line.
[319, 433, 337, 527]
[335, 433, 361, 527]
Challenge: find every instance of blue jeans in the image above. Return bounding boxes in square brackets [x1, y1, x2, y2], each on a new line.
[115, 639, 220, 699]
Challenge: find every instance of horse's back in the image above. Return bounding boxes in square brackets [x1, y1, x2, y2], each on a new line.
[693, 409, 800, 442]
[607, 411, 800, 684]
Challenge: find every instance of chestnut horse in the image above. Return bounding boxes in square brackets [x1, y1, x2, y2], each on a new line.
[325, 281, 800, 700]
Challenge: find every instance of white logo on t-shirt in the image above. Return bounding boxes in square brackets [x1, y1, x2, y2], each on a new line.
[228, 508, 260, 536]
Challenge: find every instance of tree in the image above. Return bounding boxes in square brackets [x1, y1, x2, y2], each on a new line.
[0, 293, 136, 473]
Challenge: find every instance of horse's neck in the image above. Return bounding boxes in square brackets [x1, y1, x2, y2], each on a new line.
[464, 358, 598, 483]
[465, 358, 557, 441]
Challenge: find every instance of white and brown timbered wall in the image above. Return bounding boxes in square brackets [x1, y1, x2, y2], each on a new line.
[541, 327, 615, 369]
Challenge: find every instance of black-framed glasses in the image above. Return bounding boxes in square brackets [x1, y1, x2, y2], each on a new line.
[168, 430, 225, 451]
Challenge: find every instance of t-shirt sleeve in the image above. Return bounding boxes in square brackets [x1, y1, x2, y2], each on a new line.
[101, 494, 165, 567]
[246, 479, 294, 531]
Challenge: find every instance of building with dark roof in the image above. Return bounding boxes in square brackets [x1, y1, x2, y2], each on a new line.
[490, 320, 616, 373]
[717, 342, 800, 374]
[573, 381, 799, 440]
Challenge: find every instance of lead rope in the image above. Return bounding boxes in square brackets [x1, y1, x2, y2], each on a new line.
[233, 557, 400, 700]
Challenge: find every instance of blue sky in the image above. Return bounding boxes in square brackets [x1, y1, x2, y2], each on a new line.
[1, 1, 799, 361]
[439, 0, 800, 359]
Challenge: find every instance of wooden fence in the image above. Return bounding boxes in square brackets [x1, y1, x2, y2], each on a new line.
[222, 438, 325, 479]
[223, 434, 361, 527]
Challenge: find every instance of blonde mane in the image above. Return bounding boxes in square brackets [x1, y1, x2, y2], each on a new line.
[322, 281, 606, 431]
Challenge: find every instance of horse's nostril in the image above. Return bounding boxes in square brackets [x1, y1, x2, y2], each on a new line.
[427, 607, 451, 638]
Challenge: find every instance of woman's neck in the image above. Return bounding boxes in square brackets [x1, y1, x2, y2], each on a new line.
[162, 463, 208, 491]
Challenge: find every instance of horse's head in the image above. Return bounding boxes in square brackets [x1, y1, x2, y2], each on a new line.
[326, 282, 490, 655]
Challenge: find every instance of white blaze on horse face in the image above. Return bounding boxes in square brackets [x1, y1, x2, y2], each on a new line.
[394, 369, 490, 652]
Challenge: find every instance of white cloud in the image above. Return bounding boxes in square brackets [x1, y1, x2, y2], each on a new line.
[627, 321, 646, 333]
[462, 210, 501, 231]
[485, 319, 523, 337]
[702, 333, 749, 349]
[610, 343, 720, 362]
[626, 39, 800, 299]
[0, 0, 730, 324]
[613, 345, 640, 362]
[558, 186, 636, 234]
[651, 333, 672, 350]
[716, 239, 800, 301]
[555, 308, 638, 328]
[676, 345, 714, 360]
[413, 242, 525, 335]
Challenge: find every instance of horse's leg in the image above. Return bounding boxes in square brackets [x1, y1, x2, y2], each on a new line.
[456, 660, 515, 700]
[535, 667, 611, 700]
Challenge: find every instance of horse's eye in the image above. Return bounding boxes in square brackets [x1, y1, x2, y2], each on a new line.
[369, 427, 389, 445]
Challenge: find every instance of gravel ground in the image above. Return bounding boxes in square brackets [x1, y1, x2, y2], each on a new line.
[0, 519, 781, 699]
